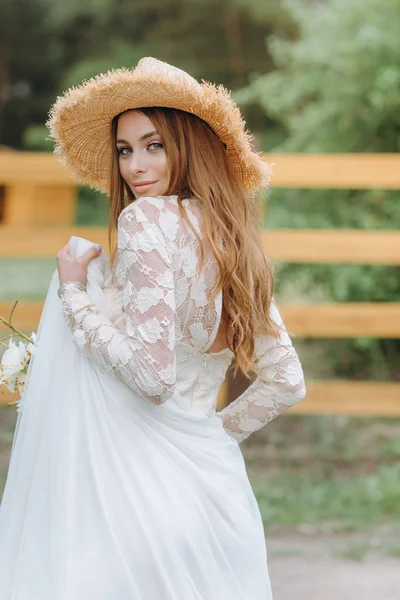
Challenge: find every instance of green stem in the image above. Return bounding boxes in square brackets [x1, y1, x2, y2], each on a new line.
[0, 315, 34, 345]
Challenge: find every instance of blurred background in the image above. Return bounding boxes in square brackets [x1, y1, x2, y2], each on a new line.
[1, 0, 400, 597]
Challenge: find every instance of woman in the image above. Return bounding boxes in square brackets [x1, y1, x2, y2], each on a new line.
[0, 57, 306, 599]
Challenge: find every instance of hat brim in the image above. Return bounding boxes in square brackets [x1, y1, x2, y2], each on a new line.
[47, 60, 270, 195]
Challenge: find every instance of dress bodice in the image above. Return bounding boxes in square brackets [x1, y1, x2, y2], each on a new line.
[100, 196, 235, 416]
[58, 195, 306, 442]
[105, 270, 234, 416]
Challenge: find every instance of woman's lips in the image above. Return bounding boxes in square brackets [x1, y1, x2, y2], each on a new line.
[132, 181, 157, 194]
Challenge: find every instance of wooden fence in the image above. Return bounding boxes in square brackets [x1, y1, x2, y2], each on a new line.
[1, 152, 400, 414]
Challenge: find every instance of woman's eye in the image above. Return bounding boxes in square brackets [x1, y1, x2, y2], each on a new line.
[148, 142, 163, 151]
[117, 147, 131, 156]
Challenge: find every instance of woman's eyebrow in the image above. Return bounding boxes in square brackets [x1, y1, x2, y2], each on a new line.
[116, 131, 159, 145]
[139, 130, 159, 141]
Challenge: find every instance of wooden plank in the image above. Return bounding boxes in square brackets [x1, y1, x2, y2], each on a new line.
[0, 389, 19, 406]
[0, 226, 109, 257]
[217, 380, 400, 415]
[1, 302, 399, 338]
[286, 381, 400, 416]
[0, 153, 74, 185]
[0, 302, 44, 331]
[282, 304, 400, 338]
[261, 229, 400, 265]
[1, 153, 400, 189]
[3, 185, 77, 226]
[264, 153, 400, 189]
[1, 226, 400, 265]
[3, 381, 400, 415]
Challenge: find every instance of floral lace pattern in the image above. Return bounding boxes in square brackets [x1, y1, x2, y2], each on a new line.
[217, 301, 306, 443]
[58, 196, 221, 404]
[58, 195, 306, 438]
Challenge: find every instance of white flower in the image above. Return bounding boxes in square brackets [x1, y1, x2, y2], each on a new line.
[136, 286, 164, 313]
[160, 210, 179, 241]
[0, 299, 37, 407]
[1, 340, 23, 392]
[140, 264, 152, 276]
[137, 317, 164, 344]
[190, 275, 208, 307]
[181, 246, 197, 278]
[188, 322, 209, 349]
[17, 340, 35, 364]
[0, 333, 36, 396]
[16, 371, 27, 395]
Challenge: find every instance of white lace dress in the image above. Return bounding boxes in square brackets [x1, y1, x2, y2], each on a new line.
[0, 195, 306, 600]
[59, 195, 306, 440]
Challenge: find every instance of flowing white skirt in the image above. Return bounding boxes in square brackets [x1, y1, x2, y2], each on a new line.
[0, 238, 272, 599]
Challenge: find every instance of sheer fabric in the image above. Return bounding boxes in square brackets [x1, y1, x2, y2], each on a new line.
[218, 301, 307, 442]
[0, 196, 306, 599]
[58, 195, 306, 438]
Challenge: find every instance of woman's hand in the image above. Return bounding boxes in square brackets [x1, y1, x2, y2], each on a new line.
[57, 242, 102, 286]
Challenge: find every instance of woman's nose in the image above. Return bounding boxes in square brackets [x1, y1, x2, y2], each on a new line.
[127, 153, 147, 174]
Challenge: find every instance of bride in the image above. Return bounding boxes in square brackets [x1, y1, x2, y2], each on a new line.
[0, 57, 306, 599]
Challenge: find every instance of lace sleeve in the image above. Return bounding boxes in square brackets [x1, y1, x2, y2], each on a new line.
[57, 199, 176, 404]
[217, 300, 306, 443]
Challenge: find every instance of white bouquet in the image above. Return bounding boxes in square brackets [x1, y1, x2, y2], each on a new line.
[0, 301, 37, 411]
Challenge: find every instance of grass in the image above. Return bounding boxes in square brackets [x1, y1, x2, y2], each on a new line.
[333, 541, 371, 562]
[242, 414, 400, 533]
[0, 258, 56, 301]
[2, 407, 400, 535]
[251, 465, 400, 532]
[384, 541, 400, 558]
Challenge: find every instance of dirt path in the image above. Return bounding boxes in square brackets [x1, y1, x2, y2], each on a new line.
[267, 533, 399, 600]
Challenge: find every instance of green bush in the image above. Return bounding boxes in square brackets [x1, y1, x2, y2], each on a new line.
[243, 0, 400, 379]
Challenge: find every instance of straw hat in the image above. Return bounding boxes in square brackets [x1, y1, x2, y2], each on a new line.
[47, 57, 270, 195]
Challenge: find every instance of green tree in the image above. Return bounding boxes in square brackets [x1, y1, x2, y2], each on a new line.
[0, 0, 61, 146]
[238, 0, 400, 380]
[2, 0, 295, 149]
[5, 0, 296, 233]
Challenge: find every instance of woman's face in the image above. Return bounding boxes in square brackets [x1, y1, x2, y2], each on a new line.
[116, 110, 169, 198]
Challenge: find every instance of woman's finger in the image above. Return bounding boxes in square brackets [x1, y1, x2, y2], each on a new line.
[56, 242, 71, 259]
[79, 245, 102, 266]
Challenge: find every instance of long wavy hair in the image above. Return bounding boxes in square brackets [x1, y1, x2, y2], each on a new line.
[108, 107, 279, 377]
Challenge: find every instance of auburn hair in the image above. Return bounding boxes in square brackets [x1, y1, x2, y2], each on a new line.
[108, 107, 279, 378]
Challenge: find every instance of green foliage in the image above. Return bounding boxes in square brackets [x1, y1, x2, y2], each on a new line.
[61, 42, 154, 89]
[252, 465, 400, 529]
[243, 412, 400, 532]
[0, 0, 61, 146]
[241, 0, 400, 379]
[23, 125, 53, 151]
[76, 186, 109, 227]
[1, 0, 296, 147]
[242, 0, 400, 152]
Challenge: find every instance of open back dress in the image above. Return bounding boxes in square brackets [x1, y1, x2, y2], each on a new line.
[0, 195, 306, 599]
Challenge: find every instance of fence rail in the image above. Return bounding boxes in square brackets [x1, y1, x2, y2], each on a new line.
[1, 301, 399, 338]
[2, 380, 400, 415]
[1, 152, 399, 412]
[1, 227, 400, 265]
[1, 152, 400, 187]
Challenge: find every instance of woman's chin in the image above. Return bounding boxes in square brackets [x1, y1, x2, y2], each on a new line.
[133, 188, 167, 199]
